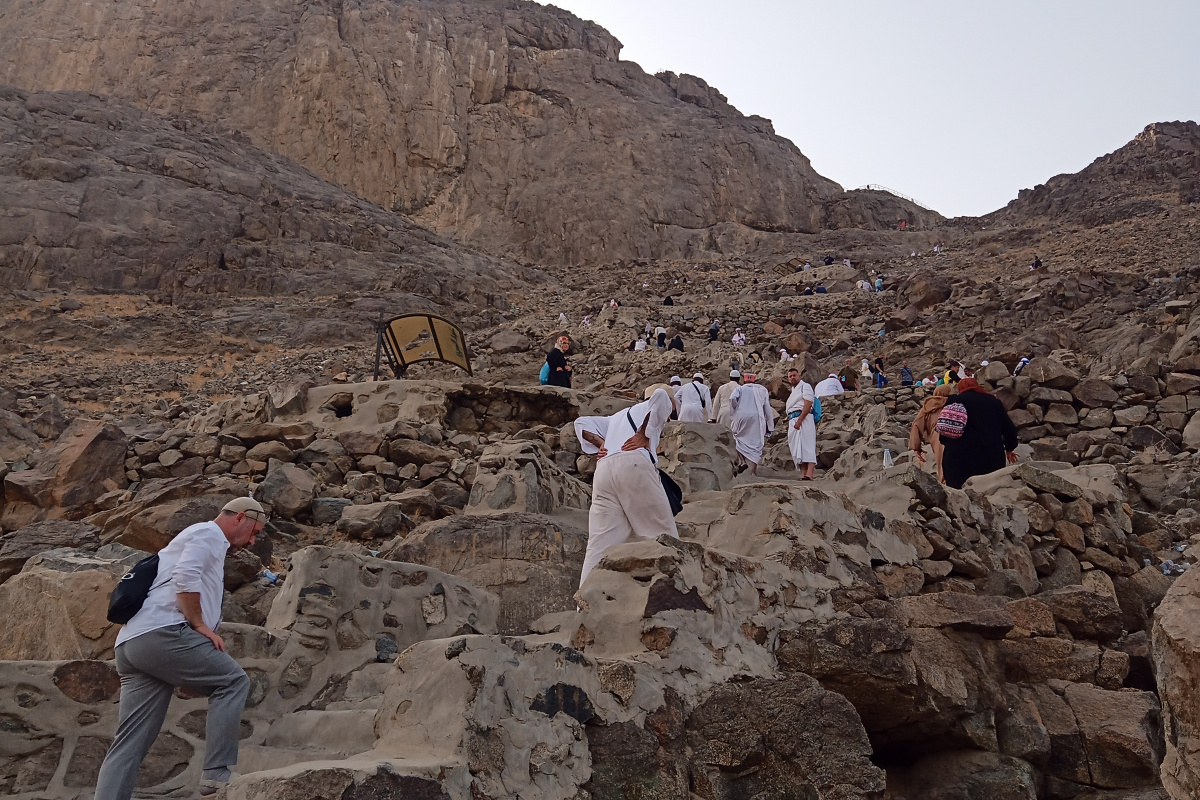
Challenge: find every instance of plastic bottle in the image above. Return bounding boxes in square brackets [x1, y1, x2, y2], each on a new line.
[883, 448, 894, 468]
[262, 569, 278, 585]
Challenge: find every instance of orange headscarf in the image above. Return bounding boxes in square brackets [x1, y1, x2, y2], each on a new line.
[957, 377, 989, 394]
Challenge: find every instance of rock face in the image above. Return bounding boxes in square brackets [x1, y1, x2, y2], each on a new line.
[380, 512, 586, 635]
[1154, 563, 1200, 799]
[0, 0, 935, 267]
[1, 419, 127, 529]
[0, 86, 520, 306]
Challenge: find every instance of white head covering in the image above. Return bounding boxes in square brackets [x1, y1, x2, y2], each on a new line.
[730, 370, 741, 379]
[670, 375, 682, 385]
[692, 372, 704, 380]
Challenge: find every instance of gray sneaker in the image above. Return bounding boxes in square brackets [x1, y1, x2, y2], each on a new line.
[198, 773, 237, 797]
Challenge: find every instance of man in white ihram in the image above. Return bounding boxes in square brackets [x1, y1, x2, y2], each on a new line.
[728, 373, 775, 475]
[814, 372, 845, 397]
[94, 497, 267, 800]
[710, 369, 741, 427]
[573, 388, 678, 589]
[786, 367, 818, 480]
[675, 372, 711, 423]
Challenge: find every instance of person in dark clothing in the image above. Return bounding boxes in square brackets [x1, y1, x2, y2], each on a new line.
[940, 378, 1018, 490]
[667, 334, 684, 352]
[839, 359, 858, 392]
[802, 286, 813, 296]
[708, 320, 721, 342]
[546, 336, 572, 388]
[899, 362, 914, 386]
[824, 256, 835, 266]
[873, 357, 889, 388]
[815, 285, 828, 294]
[663, 296, 674, 306]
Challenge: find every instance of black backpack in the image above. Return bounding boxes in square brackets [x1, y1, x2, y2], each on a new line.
[107, 554, 167, 624]
[625, 411, 684, 516]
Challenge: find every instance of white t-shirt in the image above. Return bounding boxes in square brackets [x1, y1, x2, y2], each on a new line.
[115, 521, 230, 646]
[814, 376, 845, 397]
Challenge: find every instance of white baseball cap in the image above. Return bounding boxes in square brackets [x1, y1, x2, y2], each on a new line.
[670, 375, 682, 384]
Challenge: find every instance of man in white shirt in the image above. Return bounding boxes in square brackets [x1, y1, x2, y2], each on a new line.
[94, 497, 266, 800]
[676, 373, 711, 423]
[573, 388, 678, 588]
[785, 368, 818, 480]
[814, 373, 845, 397]
[731, 328, 746, 347]
[710, 370, 741, 427]
[728, 373, 775, 475]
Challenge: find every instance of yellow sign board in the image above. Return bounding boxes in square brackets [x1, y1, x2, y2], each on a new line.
[382, 314, 472, 375]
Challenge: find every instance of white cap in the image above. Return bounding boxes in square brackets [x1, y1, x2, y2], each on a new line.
[981, 360, 990, 366]
[693, 372, 704, 380]
[829, 373, 838, 378]
[670, 375, 682, 384]
[730, 370, 741, 378]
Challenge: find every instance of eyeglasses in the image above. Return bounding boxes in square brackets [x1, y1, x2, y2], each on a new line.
[244, 509, 269, 526]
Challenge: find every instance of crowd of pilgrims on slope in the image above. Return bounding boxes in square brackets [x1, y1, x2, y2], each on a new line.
[565, 353, 1021, 601]
[548, 326, 1024, 594]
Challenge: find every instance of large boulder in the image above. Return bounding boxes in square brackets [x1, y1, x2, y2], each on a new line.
[1024, 359, 1080, 390]
[0, 409, 39, 462]
[1062, 682, 1164, 789]
[1071, 379, 1120, 408]
[267, 546, 498, 650]
[0, 558, 124, 660]
[903, 272, 952, 309]
[335, 502, 413, 540]
[2, 419, 128, 528]
[0, 519, 100, 583]
[657, 420, 737, 494]
[380, 512, 586, 635]
[685, 673, 885, 799]
[1154, 563, 1200, 799]
[466, 441, 590, 515]
[256, 463, 316, 520]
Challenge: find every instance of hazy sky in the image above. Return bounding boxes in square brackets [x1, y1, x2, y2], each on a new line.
[548, 1, 1200, 217]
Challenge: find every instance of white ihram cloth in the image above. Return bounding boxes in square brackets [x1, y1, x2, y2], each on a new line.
[711, 381, 738, 426]
[574, 389, 678, 586]
[675, 381, 711, 423]
[116, 521, 229, 646]
[814, 375, 845, 397]
[728, 383, 775, 465]
[786, 382, 817, 466]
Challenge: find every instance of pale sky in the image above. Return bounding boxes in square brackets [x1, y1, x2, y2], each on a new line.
[548, 1, 1200, 218]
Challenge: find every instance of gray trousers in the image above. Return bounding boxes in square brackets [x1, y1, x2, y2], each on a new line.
[94, 624, 250, 800]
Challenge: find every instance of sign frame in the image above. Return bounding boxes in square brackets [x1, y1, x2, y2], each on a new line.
[378, 313, 473, 377]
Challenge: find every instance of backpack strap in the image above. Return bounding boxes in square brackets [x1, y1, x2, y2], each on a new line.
[693, 383, 706, 409]
[625, 410, 656, 465]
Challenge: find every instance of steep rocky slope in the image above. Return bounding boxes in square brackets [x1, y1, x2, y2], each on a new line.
[986, 121, 1200, 228]
[0, 0, 936, 266]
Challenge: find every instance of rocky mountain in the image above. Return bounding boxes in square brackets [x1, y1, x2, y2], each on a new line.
[0, 0, 937, 266]
[2, 1, 1200, 799]
[986, 121, 1200, 227]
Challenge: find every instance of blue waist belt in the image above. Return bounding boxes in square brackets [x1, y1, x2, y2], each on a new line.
[788, 410, 804, 420]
